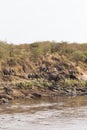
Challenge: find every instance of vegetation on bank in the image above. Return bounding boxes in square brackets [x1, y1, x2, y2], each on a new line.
[0, 40, 87, 103]
[0, 40, 87, 62]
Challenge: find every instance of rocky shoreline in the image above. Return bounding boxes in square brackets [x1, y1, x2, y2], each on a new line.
[0, 76, 87, 104]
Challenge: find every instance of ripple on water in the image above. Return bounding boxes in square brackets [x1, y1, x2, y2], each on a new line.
[0, 96, 87, 130]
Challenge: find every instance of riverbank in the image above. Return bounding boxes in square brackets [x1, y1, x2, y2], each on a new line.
[0, 76, 87, 104]
[0, 41, 87, 103]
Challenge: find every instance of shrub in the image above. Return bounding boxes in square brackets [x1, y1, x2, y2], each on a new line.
[72, 51, 87, 62]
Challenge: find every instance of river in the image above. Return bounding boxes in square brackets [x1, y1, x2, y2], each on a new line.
[0, 96, 87, 130]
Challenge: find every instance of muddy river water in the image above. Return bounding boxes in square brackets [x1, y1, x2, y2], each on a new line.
[0, 96, 87, 130]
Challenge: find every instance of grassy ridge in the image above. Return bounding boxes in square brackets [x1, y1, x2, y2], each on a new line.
[0, 40, 86, 75]
[0, 41, 87, 62]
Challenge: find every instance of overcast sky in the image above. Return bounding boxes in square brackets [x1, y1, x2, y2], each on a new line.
[0, 0, 87, 44]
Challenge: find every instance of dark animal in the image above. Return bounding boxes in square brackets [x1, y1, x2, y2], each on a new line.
[28, 73, 39, 79]
[3, 68, 15, 75]
[70, 74, 78, 80]
[39, 66, 48, 72]
[48, 73, 61, 81]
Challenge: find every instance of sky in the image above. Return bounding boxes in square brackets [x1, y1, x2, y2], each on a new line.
[0, 0, 87, 44]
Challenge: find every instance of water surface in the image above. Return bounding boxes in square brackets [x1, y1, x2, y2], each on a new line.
[0, 96, 87, 130]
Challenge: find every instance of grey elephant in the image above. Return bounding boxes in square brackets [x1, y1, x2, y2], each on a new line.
[2, 68, 15, 75]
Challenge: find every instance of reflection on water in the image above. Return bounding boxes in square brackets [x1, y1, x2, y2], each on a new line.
[0, 96, 87, 130]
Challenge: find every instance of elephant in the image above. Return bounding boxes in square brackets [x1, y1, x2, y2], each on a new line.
[2, 68, 15, 75]
[28, 73, 39, 79]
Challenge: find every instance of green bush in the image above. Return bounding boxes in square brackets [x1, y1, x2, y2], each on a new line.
[72, 51, 87, 62]
[58, 79, 86, 89]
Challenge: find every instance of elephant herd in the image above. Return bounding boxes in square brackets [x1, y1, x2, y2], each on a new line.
[2, 67, 78, 81]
